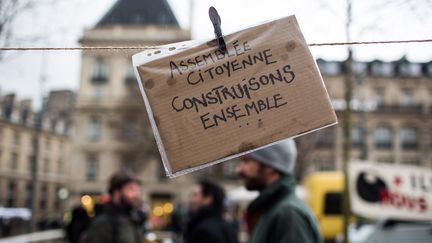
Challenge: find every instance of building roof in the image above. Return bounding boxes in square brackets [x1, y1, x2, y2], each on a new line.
[316, 58, 432, 77]
[96, 0, 179, 27]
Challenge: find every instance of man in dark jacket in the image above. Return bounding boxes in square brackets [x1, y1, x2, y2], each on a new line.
[85, 170, 143, 243]
[236, 139, 322, 243]
[184, 180, 238, 243]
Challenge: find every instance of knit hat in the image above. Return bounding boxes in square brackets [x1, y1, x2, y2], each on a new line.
[248, 139, 297, 175]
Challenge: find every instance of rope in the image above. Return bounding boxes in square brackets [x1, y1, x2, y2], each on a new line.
[0, 39, 431, 51]
[307, 39, 432, 46]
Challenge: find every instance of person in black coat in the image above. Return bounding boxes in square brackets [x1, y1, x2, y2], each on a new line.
[66, 206, 90, 243]
[184, 180, 238, 243]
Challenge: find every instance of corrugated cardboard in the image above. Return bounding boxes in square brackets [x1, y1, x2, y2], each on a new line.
[133, 15, 337, 177]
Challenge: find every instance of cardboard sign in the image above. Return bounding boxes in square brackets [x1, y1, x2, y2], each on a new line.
[349, 161, 432, 221]
[132, 15, 337, 177]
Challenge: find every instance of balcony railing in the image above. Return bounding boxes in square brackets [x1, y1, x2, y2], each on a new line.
[374, 142, 393, 150]
[352, 141, 365, 148]
[315, 141, 334, 149]
[374, 104, 423, 114]
[401, 142, 419, 150]
[91, 75, 108, 84]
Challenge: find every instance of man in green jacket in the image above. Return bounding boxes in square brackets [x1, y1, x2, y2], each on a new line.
[236, 139, 322, 243]
[85, 170, 144, 243]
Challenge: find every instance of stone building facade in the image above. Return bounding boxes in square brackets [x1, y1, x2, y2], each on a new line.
[71, 1, 200, 227]
[296, 58, 432, 178]
[0, 90, 74, 227]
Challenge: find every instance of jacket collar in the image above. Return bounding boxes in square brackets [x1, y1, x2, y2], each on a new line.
[247, 174, 296, 214]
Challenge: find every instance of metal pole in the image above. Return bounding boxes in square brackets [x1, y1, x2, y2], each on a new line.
[342, 0, 353, 242]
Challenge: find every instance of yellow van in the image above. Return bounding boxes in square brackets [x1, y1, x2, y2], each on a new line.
[303, 171, 345, 241]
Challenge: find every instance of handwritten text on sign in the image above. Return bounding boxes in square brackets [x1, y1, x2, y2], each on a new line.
[133, 15, 337, 176]
[168, 40, 296, 130]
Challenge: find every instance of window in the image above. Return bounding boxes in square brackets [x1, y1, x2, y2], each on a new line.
[122, 122, 138, 141]
[59, 141, 64, 153]
[400, 63, 421, 77]
[86, 154, 99, 181]
[402, 88, 413, 107]
[20, 107, 30, 124]
[376, 157, 393, 164]
[125, 65, 136, 84]
[44, 158, 50, 173]
[7, 181, 15, 207]
[314, 158, 335, 171]
[63, 121, 71, 135]
[374, 87, 385, 107]
[401, 158, 420, 166]
[50, 118, 57, 132]
[373, 125, 393, 149]
[324, 192, 342, 215]
[10, 152, 18, 170]
[25, 183, 33, 208]
[54, 186, 61, 210]
[91, 58, 109, 83]
[13, 131, 20, 146]
[427, 63, 432, 77]
[28, 155, 36, 172]
[31, 135, 37, 152]
[352, 62, 367, 75]
[371, 62, 393, 76]
[400, 127, 418, 149]
[87, 116, 102, 141]
[57, 159, 63, 174]
[45, 138, 51, 152]
[351, 126, 364, 147]
[120, 154, 131, 170]
[316, 128, 334, 148]
[317, 61, 341, 76]
[39, 184, 47, 209]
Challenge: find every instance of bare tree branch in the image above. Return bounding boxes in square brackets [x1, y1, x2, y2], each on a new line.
[0, 0, 67, 60]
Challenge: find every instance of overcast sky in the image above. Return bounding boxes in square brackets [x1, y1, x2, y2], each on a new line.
[0, 0, 431, 108]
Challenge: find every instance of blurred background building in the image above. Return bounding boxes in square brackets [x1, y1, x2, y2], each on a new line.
[70, 0, 194, 229]
[295, 58, 432, 178]
[1, 0, 432, 236]
[0, 90, 74, 233]
[66, 0, 432, 230]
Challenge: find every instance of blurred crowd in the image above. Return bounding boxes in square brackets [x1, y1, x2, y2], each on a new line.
[65, 139, 322, 243]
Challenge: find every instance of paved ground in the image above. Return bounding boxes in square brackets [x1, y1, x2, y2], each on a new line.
[0, 230, 65, 243]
